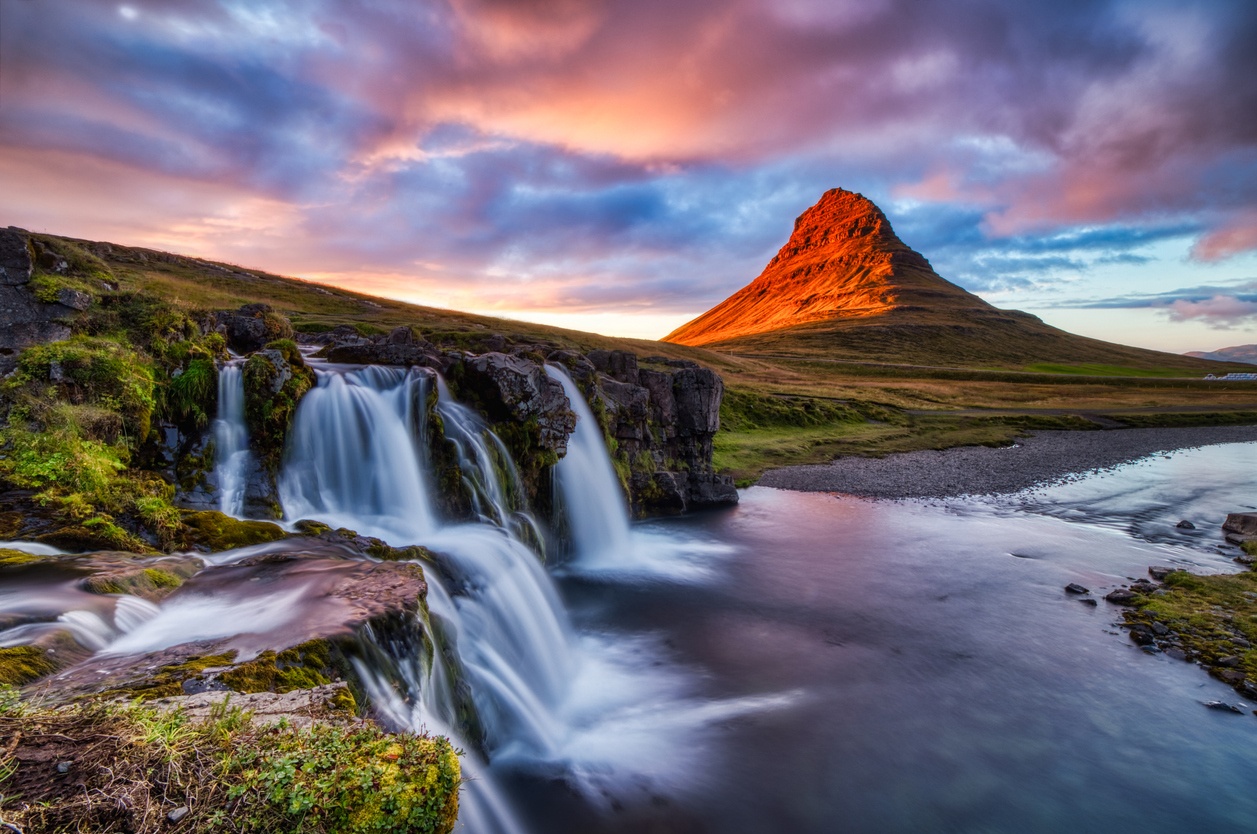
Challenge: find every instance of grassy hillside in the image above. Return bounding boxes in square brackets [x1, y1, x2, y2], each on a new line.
[31, 232, 1257, 485]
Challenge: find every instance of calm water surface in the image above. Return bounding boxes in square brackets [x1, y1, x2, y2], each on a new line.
[509, 442, 1257, 833]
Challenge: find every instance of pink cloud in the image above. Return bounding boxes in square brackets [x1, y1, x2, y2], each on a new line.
[1166, 295, 1257, 326]
[1191, 212, 1257, 262]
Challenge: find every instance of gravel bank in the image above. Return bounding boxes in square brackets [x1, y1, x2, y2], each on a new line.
[757, 425, 1257, 498]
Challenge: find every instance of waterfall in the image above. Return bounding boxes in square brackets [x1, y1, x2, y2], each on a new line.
[279, 366, 436, 542]
[544, 366, 632, 564]
[278, 363, 584, 833]
[434, 377, 545, 553]
[212, 363, 253, 517]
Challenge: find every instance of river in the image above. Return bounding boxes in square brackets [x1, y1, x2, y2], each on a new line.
[5, 364, 1257, 833]
[508, 442, 1257, 833]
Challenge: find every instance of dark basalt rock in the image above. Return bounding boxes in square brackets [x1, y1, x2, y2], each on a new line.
[1064, 583, 1090, 595]
[326, 340, 441, 367]
[1176, 520, 1196, 530]
[1106, 588, 1138, 605]
[553, 349, 738, 513]
[214, 303, 293, 354]
[1202, 700, 1246, 714]
[464, 352, 576, 456]
[1148, 566, 1175, 580]
[0, 228, 82, 369]
[1223, 512, 1257, 541]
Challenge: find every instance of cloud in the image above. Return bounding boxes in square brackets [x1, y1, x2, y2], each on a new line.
[0, 0, 1255, 326]
[1167, 295, 1257, 325]
[1062, 280, 1257, 327]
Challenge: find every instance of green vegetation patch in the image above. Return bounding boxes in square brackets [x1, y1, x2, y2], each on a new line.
[0, 547, 44, 568]
[1022, 363, 1189, 378]
[243, 341, 316, 468]
[82, 565, 190, 600]
[1124, 567, 1257, 693]
[218, 641, 341, 694]
[181, 510, 288, 551]
[0, 692, 460, 834]
[0, 646, 58, 686]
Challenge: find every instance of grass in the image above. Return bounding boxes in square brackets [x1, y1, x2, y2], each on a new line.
[1022, 363, 1191, 377]
[1122, 565, 1257, 697]
[24, 230, 1257, 489]
[0, 688, 461, 833]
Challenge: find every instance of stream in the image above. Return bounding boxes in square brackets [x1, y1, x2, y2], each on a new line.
[5, 362, 1257, 833]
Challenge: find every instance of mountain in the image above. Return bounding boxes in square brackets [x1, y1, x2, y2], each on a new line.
[664, 189, 1220, 372]
[1185, 345, 1257, 365]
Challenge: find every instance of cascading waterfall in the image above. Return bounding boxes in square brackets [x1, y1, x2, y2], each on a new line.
[278, 362, 585, 833]
[212, 362, 253, 517]
[434, 377, 545, 552]
[280, 366, 436, 542]
[544, 366, 632, 564]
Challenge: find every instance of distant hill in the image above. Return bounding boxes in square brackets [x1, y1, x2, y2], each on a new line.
[664, 189, 1225, 373]
[1185, 345, 1257, 365]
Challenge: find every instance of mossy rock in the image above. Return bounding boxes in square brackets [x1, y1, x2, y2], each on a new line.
[181, 510, 287, 551]
[0, 547, 46, 568]
[243, 344, 315, 468]
[0, 645, 59, 686]
[0, 511, 23, 539]
[218, 640, 341, 694]
[293, 519, 333, 536]
[107, 651, 241, 700]
[81, 565, 192, 600]
[35, 524, 152, 553]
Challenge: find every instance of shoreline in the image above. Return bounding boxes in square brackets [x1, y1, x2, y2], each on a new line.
[756, 424, 1257, 498]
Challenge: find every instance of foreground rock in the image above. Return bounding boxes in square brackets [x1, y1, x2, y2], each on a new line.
[1116, 564, 1257, 710]
[31, 551, 429, 702]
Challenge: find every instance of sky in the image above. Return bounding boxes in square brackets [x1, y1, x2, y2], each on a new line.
[1, 0, 1256, 353]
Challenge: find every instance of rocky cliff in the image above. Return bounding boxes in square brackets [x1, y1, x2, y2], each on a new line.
[318, 327, 737, 516]
[0, 227, 91, 373]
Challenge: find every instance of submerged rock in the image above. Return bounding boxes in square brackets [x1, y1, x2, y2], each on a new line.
[1176, 520, 1196, 530]
[1202, 700, 1246, 714]
[1064, 583, 1090, 595]
[1105, 588, 1138, 605]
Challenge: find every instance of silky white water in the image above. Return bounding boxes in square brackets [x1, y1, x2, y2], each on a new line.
[545, 366, 632, 564]
[212, 363, 253, 517]
[279, 366, 436, 541]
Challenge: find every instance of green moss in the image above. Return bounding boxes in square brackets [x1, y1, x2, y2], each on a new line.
[223, 721, 460, 834]
[36, 521, 150, 553]
[164, 357, 218, 431]
[293, 519, 333, 536]
[82, 565, 187, 599]
[218, 641, 337, 694]
[1124, 567, 1257, 690]
[242, 345, 315, 468]
[0, 547, 44, 567]
[8, 335, 156, 440]
[108, 652, 240, 700]
[181, 510, 287, 551]
[1, 694, 460, 834]
[0, 645, 58, 686]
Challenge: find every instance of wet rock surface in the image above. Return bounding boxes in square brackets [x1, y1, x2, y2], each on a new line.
[30, 549, 428, 701]
[759, 426, 1257, 497]
[553, 349, 738, 513]
[150, 682, 362, 729]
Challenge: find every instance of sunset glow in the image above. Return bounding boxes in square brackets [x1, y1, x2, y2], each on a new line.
[2, 0, 1255, 351]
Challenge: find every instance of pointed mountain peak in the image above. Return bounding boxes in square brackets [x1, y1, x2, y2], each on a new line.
[664, 188, 993, 347]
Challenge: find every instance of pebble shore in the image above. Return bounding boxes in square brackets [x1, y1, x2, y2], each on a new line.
[757, 425, 1257, 498]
